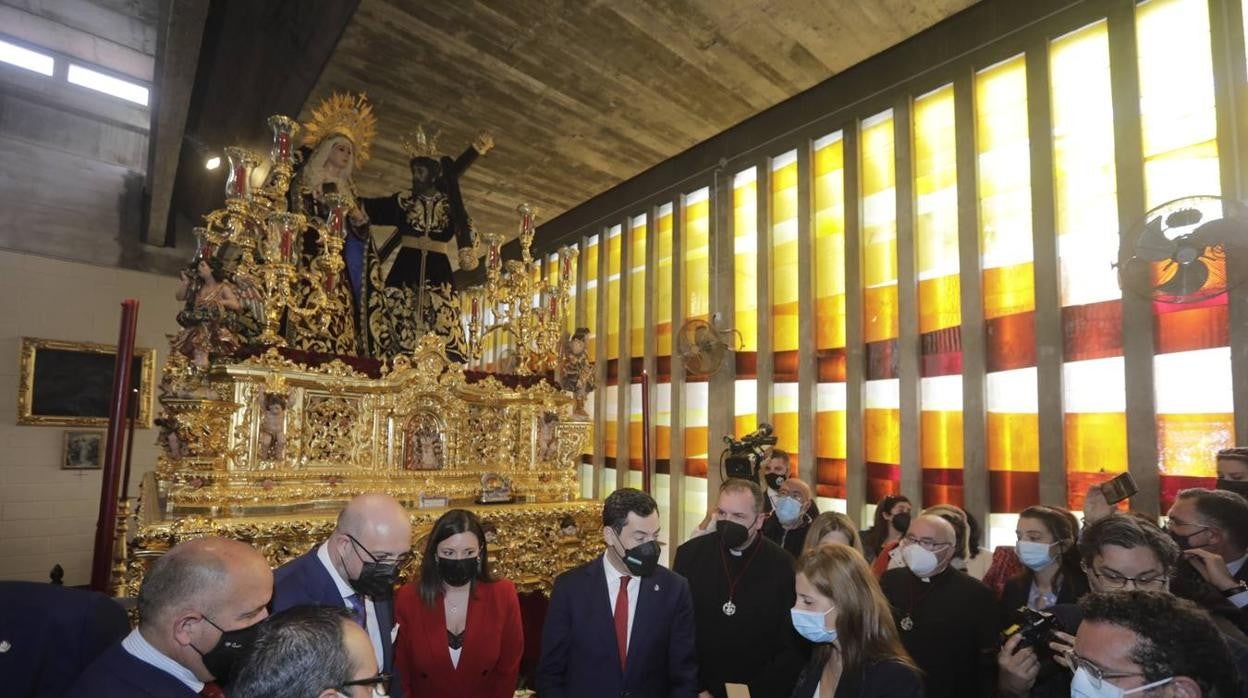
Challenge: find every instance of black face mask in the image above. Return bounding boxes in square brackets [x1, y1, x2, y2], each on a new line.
[718, 520, 750, 549]
[1168, 527, 1199, 551]
[437, 556, 479, 588]
[891, 512, 911, 535]
[611, 533, 661, 577]
[194, 615, 260, 685]
[764, 473, 786, 491]
[1217, 478, 1248, 499]
[341, 536, 401, 600]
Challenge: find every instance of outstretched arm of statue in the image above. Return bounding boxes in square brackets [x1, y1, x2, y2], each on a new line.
[359, 192, 402, 228]
[450, 129, 494, 178]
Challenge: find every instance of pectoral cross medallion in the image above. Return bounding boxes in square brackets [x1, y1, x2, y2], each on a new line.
[722, 600, 737, 616]
[899, 615, 914, 631]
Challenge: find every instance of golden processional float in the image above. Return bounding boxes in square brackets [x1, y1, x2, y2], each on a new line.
[114, 99, 599, 597]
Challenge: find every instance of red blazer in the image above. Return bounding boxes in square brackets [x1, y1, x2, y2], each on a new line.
[393, 577, 523, 698]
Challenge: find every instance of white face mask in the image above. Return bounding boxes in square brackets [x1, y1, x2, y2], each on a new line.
[1017, 540, 1057, 571]
[1070, 666, 1173, 697]
[901, 543, 941, 578]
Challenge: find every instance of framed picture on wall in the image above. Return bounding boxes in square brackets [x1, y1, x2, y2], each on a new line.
[63, 430, 104, 470]
[17, 337, 156, 428]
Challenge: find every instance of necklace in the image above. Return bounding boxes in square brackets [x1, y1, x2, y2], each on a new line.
[899, 573, 940, 631]
[718, 536, 764, 616]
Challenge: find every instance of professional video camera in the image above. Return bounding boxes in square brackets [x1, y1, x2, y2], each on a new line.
[720, 423, 779, 481]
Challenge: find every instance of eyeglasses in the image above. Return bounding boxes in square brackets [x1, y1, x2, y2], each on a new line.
[339, 672, 392, 696]
[1064, 649, 1148, 689]
[902, 535, 951, 552]
[1083, 564, 1169, 591]
[345, 534, 413, 568]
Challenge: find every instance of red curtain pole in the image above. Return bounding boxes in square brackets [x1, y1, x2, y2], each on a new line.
[91, 300, 139, 592]
[640, 370, 651, 494]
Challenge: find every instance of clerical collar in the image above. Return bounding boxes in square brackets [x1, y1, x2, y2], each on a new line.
[726, 534, 760, 557]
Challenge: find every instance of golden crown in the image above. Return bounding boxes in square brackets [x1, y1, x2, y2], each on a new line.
[301, 92, 378, 166]
[400, 125, 442, 160]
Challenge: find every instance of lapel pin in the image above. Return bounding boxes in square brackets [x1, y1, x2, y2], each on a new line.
[654, 584, 660, 591]
[0, 640, 10, 653]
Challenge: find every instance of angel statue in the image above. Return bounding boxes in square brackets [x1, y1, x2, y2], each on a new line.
[360, 125, 493, 361]
[172, 256, 261, 370]
[285, 92, 394, 358]
[560, 327, 595, 417]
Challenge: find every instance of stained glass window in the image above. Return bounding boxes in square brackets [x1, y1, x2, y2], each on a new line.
[656, 203, 675, 372]
[584, 234, 600, 357]
[734, 167, 759, 378]
[814, 132, 848, 503]
[629, 214, 647, 360]
[684, 187, 711, 478]
[771, 150, 800, 464]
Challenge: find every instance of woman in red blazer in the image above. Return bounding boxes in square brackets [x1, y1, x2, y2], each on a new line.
[394, 509, 523, 698]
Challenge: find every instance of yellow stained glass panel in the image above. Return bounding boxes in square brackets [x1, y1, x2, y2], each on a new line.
[862, 111, 898, 343]
[814, 133, 847, 351]
[734, 168, 758, 352]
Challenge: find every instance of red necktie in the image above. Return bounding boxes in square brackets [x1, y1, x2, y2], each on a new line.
[614, 575, 631, 670]
[200, 682, 226, 698]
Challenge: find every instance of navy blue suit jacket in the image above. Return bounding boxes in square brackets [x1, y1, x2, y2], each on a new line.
[0, 581, 129, 697]
[271, 547, 403, 698]
[536, 555, 698, 698]
[63, 641, 200, 697]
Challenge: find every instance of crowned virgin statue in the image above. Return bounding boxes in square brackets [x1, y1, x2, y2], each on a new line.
[359, 126, 492, 361]
[284, 92, 394, 357]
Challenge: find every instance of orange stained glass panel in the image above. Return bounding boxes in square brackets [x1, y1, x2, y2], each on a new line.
[862, 111, 898, 344]
[921, 410, 963, 470]
[685, 190, 711, 321]
[983, 262, 1036, 320]
[606, 225, 622, 361]
[814, 133, 847, 351]
[918, 276, 962, 334]
[630, 217, 647, 358]
[864, 408, 901, 466]
[816, 409, 847, 461]
[734, 168, 759, 352]
[584, 236, 599, 356]
[772, 152, 800, 353]
[656, 205, 674, 359]
[1157, 413, 1232, 478]
[564, 245, 579, 336]
[986, 412, 1039, 473]
[1065, 412, 1128, 508]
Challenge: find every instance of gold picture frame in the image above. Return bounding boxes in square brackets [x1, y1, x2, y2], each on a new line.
[18, 337, 156, 428]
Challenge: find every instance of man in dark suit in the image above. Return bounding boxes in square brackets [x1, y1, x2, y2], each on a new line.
[272, 493, 412, 698]
[0, 580, 129, 696]
[1166, 488, 1248, 600]
[537, 487, 698, 697]
[66, 536, 273, 697]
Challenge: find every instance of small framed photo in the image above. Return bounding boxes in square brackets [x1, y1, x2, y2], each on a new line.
[63, 430, 104, 470]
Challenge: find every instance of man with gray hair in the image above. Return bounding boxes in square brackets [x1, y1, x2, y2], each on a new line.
[231, 606, 388, 698]
[272, 493, 412, 697]
[67, 536, 273, 697]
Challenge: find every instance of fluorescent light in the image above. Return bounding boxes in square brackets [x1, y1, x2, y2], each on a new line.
[0, 39, 54, 76]
[205, 156, 221, 170]
[67, 63, 148, 105]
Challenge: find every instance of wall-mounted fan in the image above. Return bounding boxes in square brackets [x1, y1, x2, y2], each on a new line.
[675, 317, 740, 378]
[1121, 195, 1248, 303]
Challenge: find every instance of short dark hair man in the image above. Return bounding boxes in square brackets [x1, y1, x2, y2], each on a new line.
[674, 478, 805, 697]
[1072, 591, 1242, 697]
[231, 606, 387, 698]
[537, 488, 697, 697]
[67, 537, 273, 697]
[1167, 488, 1248, 608]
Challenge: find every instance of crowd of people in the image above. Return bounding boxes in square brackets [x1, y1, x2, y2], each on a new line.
[12, 448, 1248, 696]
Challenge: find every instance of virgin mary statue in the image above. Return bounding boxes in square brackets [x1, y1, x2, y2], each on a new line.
[284, 92, 394, 357]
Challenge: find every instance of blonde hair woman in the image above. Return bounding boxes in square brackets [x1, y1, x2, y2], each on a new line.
[790, 544, 922, 697]
[802, 512, 864, 555]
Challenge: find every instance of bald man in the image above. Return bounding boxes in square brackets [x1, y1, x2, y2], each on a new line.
[68, 536, 273, 697]
[879, 514, 998, 698]
[761, 477, 814, 558]
[272, 493, 412, 698]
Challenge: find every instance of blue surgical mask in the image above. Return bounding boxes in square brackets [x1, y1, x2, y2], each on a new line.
[790, 606, 837, 644]
[774, 496, 803, 525]
[1016, 540, 1057, 571]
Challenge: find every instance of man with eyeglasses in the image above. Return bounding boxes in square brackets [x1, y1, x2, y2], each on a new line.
[1165, 489, 1248, 622]
[232, 605, 391, 698]
[998, 514, 1248, 697]
[273, 493, 412, 698]
[1069, 590, 1241, 697]
[880, 513, 998, 698]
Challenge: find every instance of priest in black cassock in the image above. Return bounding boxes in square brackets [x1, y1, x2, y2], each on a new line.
[673, 478, 807, 698]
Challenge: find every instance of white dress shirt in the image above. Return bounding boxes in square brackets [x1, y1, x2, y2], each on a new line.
[318, 542, 385, 667]
[603, 553, 641, 652]
[121, 627, 205, 693]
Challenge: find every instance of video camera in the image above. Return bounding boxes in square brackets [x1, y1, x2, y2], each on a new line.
[721, 423, 779, 481]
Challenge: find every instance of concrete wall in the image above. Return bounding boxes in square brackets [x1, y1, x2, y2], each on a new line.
[0, 248, 179, 584]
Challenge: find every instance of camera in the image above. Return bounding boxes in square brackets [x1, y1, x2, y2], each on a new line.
[720, 423, 779, 481]
[1003, 606, 1065, 664]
